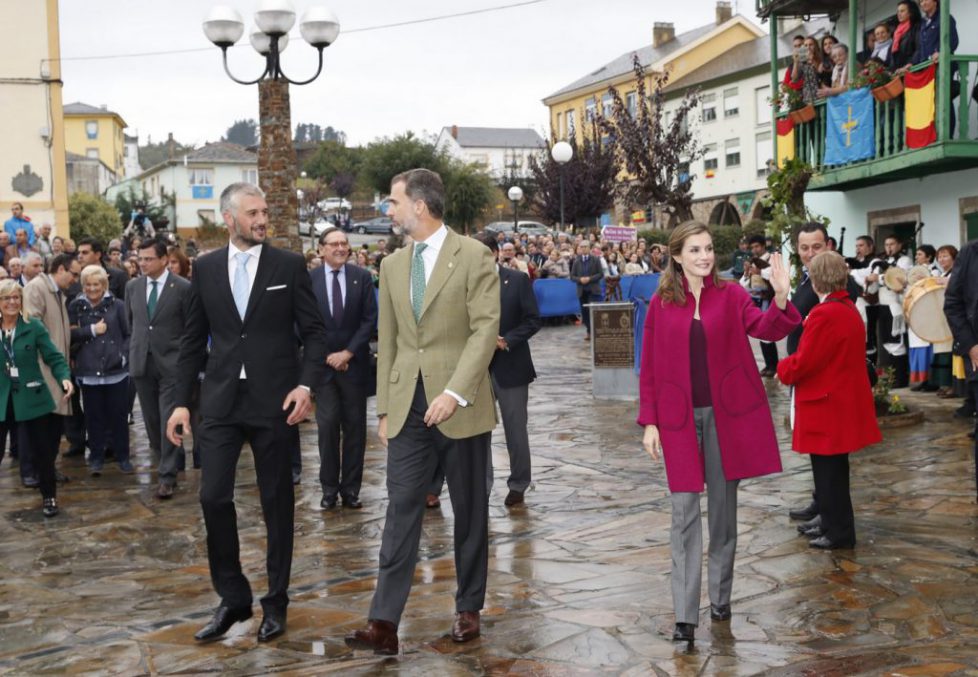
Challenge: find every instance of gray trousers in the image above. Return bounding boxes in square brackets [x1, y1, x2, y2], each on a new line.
[369, 380, 490, 625]
[134, 354, 183, 485]
[670, 407, 739, 625]
[491, 374, 531, 492]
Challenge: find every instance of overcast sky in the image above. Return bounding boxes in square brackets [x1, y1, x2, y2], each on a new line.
[58, 0, 766, 148]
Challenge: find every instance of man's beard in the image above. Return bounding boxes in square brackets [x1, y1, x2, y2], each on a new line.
[231, 216, 265, 247]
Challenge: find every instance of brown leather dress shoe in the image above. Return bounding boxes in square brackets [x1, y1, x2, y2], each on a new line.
[451, 611, 480, 643]
[426, 493, 441, 509]
[504, 490, 524, 506]
[345, 619, 398, 655]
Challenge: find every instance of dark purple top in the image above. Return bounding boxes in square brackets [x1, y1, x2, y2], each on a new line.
[690, 318, 711, 407]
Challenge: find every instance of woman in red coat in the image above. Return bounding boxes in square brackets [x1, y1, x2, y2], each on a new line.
[777, 251, 881, 550]
[638, 221, 800, 643]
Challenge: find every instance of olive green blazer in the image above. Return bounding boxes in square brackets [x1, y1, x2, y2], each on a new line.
[0, 317, 71, 422]
[376, 227, 500, 439]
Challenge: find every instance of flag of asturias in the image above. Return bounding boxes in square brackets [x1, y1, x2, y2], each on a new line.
[824, 88, 875, 166]
[905, 64, 937, 148]
[776, 117, 795, 168]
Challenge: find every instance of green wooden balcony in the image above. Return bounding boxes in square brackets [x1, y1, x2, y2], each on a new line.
[756, 0, 847, 19]
[777, 56, 978, 191]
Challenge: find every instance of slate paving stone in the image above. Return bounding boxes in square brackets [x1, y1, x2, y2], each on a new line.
[2, 324, 977, 673]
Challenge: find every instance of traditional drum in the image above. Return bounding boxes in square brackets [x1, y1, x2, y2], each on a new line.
[883, 266, 908, 293]
[903, 277, 953, 343]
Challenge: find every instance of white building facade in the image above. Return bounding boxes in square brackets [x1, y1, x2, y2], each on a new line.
[435, 126, 545, 179]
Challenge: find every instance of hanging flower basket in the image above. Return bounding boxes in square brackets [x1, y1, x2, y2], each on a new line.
[789, 104, 816, 124]
[872, 77, 904, 102]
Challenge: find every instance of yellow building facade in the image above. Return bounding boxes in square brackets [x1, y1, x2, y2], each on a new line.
[543, 8, 764, 143]
[0, 0, 69, 235]
[63, 102, 128, 179]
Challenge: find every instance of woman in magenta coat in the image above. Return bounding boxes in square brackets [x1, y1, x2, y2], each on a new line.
[777, 251, 881, 550]
[638, 221, 800, 644]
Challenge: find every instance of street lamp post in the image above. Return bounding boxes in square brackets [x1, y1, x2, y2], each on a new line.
[203, 1, 340, 251]
[507, 186, 523, 236]
[551, 141, 572, 232]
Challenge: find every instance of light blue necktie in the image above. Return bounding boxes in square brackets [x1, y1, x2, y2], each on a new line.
[233, 251, 250, 319]
[411, 243, 428, 322]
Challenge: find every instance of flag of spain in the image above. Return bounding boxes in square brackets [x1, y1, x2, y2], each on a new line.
[905, 64, 937, 149]
[776, 117, 795, 168]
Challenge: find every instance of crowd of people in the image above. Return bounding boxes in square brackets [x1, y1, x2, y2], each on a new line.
[783, 0, 958, 103]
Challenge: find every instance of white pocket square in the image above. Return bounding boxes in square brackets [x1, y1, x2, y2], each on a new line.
[266, 284, 287, 291]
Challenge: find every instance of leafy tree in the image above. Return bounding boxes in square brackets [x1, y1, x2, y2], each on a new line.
[295, 123, 346, 144]
[528, 119, 617, 229]
[359, 132, 449, 195]
[443, 162, 496, 235]
[225, 118, 258, 146]
[112, 185, 172, 231]
[69, 192, 123, 242]
[330, 172, 357, 199]
[497, 160, 539, 211]
[599, 55, 704, 225]
[302, 140, 361, 184]
[138, 136, 193, 170]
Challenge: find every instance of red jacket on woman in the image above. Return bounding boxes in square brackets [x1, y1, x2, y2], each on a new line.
[777, 291, 881, 455]
[638, 276, 801, 492]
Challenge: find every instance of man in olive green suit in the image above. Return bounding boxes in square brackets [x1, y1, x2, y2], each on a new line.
[346, 169, 500, 655]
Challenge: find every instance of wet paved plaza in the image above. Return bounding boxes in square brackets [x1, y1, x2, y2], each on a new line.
[2, 324, 978, 675]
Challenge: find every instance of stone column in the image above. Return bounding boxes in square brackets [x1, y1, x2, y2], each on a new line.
[258, 79, 300, 252]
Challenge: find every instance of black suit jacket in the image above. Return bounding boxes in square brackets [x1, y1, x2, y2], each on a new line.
[310, 263, 377, 386]
[175, 244, 328, 418]
[107, 265, 128, 301]
[489, 267, 541, 388]
[569, 255, 604, 297]
[945, 240, 978, 372]
[787, 274, 861, 355]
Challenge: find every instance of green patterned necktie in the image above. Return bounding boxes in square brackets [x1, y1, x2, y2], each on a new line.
[411, 242, 428, 321]
[147, 280, 158, 318]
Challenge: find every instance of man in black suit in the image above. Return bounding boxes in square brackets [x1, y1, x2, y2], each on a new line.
[944, 239, 978, 499]
[126, 237, 191, 499]
[569, 242, 603, 340]
[310, 227, 377, 510]
[166, 182, 327, 644]
[785, 222, 861, 528]
[483, 234, 540, 506]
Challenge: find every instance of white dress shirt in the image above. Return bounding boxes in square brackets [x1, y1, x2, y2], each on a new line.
[144, 269, 169, 304]
[409, 224, 467, 407]
[228, 243, 262, 378]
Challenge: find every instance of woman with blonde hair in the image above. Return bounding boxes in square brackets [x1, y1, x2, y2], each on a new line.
[638, 221, 800, 643]
[0, 279, 73, 516]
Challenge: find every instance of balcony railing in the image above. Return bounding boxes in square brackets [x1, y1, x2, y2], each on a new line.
[756, 0, 847, 19]
[777, 56, 978, 190]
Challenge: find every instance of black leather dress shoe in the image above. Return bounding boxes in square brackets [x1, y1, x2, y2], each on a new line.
[809, 535, 855, 550]
[257, 612, 286, 642]
[55, 470, 70, 483]
[22, 476, 40, 489]
[320, 495, 337, 509]
[341, 495, 363, 509]
[789, 500, 818, 521]
[672, 622, 695, 642]
[800, 525, 825, 538]
[797, 514, 821, 534]
[709, 604, 731, 621]
[194, 605, 253, 642]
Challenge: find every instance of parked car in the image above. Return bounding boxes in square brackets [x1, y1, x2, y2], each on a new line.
[484, 220, 552, 238]
[318, 197, 352, 211]
[351, 217, 394, 235]
[298, 218, 332, 238]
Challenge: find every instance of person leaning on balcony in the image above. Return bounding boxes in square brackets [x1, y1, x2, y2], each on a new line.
[818, 35, 839, 87]
[891, 0, 922, 71]
[783, 35, 806, 92]
[869, 23, 895, 68]
[817, 44, 850, 98]
[913, 0, 960, 133]
[792, 37, 822, 104]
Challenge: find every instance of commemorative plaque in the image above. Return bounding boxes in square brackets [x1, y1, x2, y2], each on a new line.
[587, 301, 638, 400]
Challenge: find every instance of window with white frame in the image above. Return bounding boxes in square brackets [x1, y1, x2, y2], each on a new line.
[602, 93, 613, 118]
[556, 112, 564, 138]
[701, 93, 717, 123]
[723, 88, 740, 118]
[725, 138, 741, 167]
[626, 91, 638, 118]
[242, 168, 258, 184]
[703, 143, 718, 171]
[189, 168, 214, 185]
[755, 132, 773, 177]
[755, 86, 771, 126]
[566, 109, 576, 135]
[85, 121, 98, 139]
[585, 97, 597, 122]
